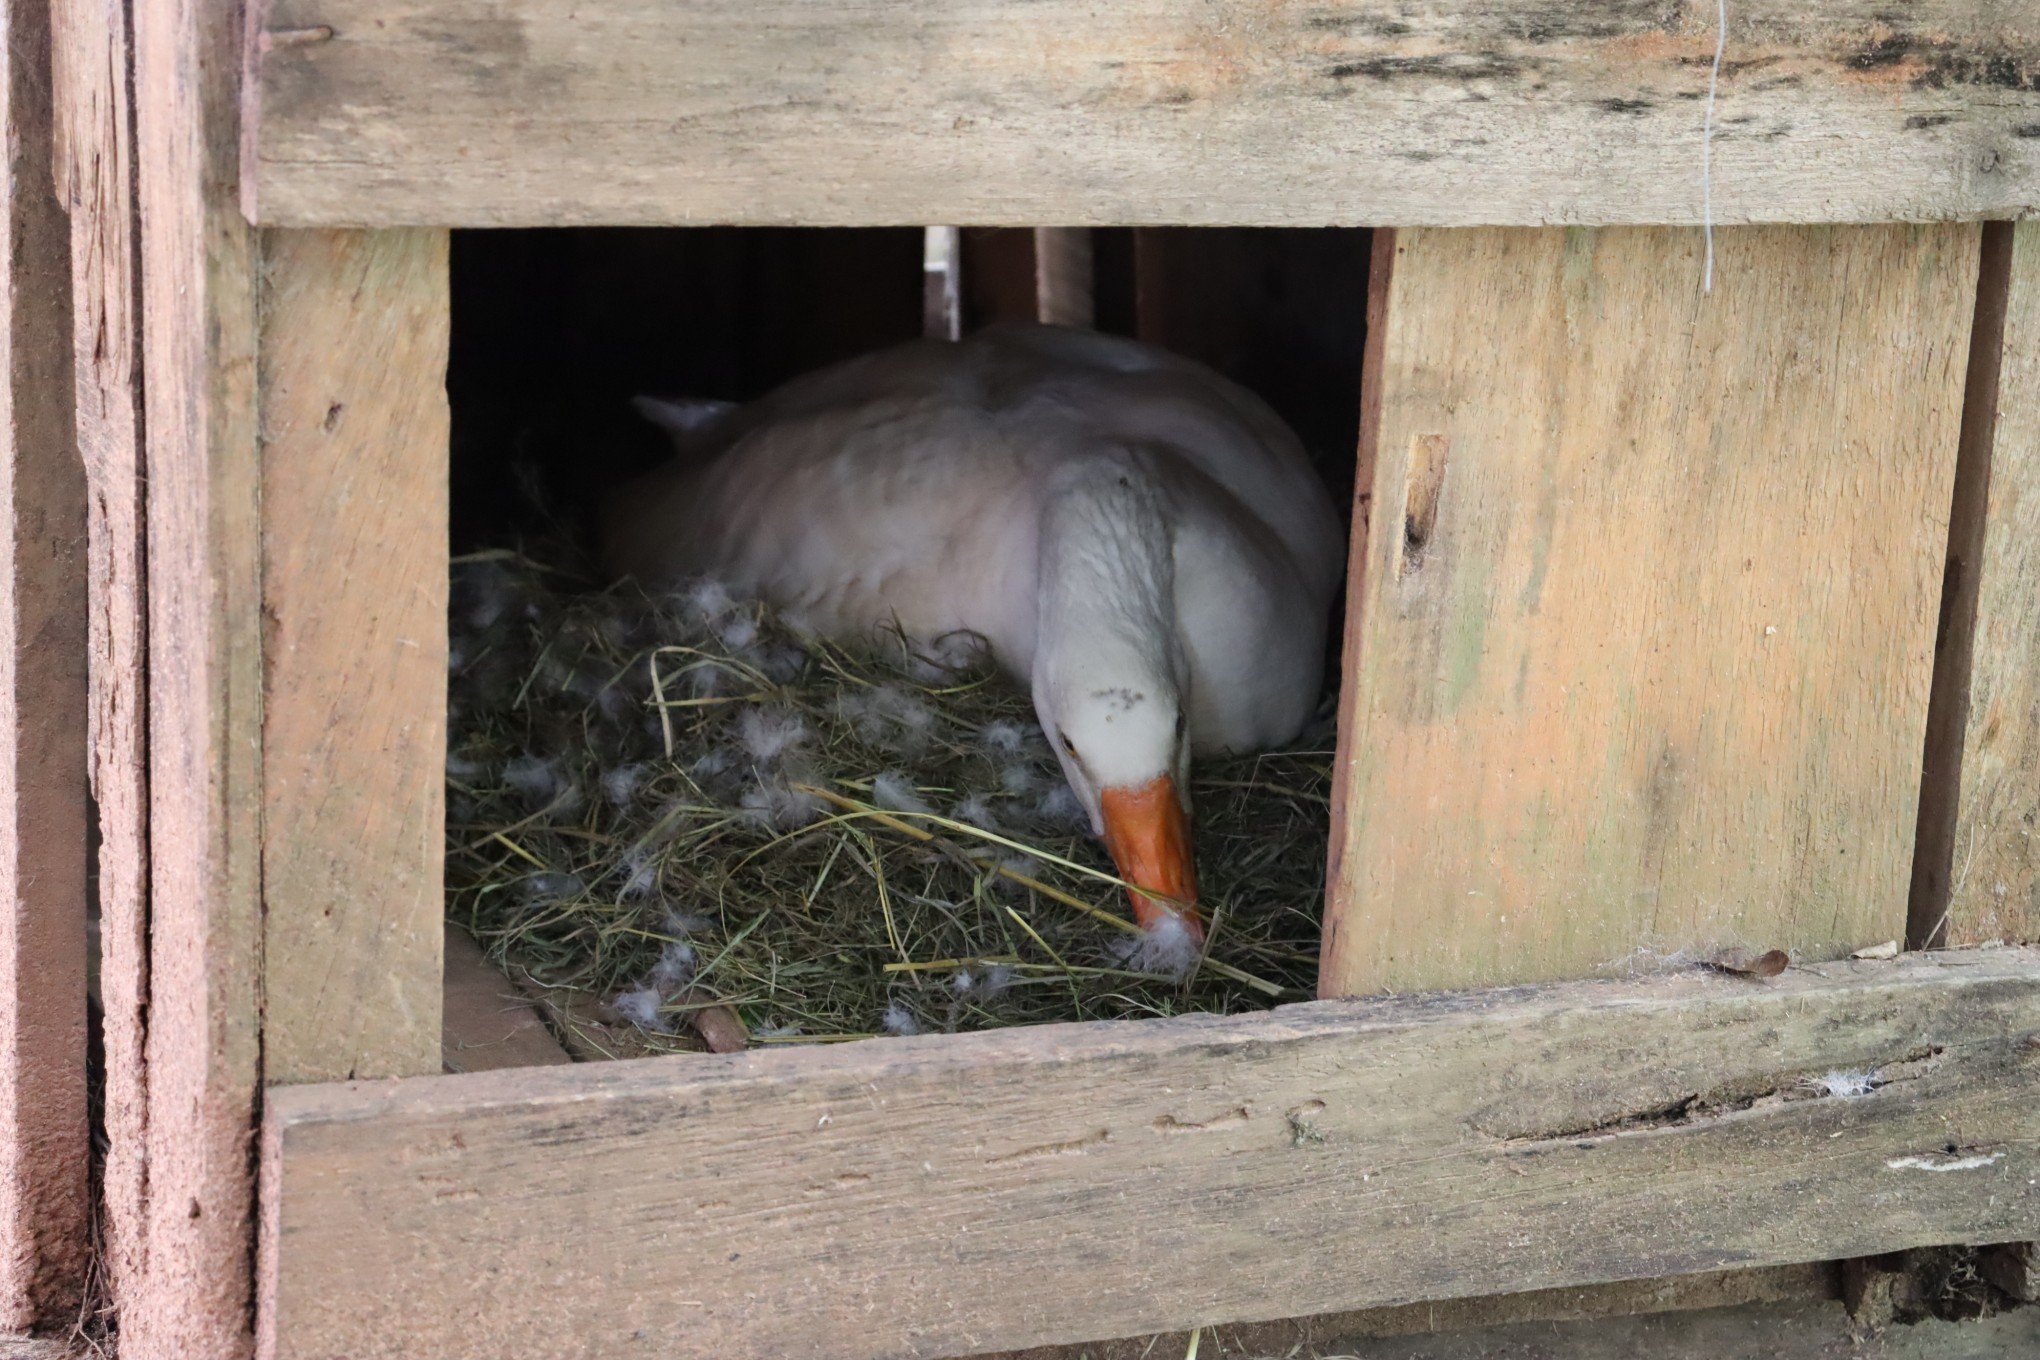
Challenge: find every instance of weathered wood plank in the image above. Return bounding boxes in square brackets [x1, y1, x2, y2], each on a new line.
[1321, 225, 1974, 997]
[133, 0, 263, 1349]
[260, 949, 2040, 1360]
[1935, 222, 2040, 948]
[0, 0, 90, 1327]
[240, 0, 2040, 229]
[259, 226, 447, 1085]
[975, 1263, 1834, 1360]
[51, 0, 152, 1305]
[440, 927, 570, 1075]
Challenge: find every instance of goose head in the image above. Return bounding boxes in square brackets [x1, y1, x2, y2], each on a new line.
[1033, 459, 1202, 943]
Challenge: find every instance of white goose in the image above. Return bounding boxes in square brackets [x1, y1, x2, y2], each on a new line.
[602, 324, 1344, 943]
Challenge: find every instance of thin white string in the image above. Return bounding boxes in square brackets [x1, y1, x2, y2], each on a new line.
[1701, 0, 1726, 293]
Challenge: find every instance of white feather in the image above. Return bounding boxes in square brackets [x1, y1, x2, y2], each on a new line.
[871, 772, 933, 816]
[613, 987, 670, 1034]
[737, 708, 809, 765]
[1111, 915, 1200, 981]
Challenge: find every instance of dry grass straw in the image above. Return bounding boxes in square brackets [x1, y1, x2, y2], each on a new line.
[447, 551, 1329, 1051]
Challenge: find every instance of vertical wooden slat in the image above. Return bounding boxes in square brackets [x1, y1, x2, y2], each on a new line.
[132, 0, 262, 1350]
[52, 0, 151, 1306]
[258, 226, 448, 1085]
[922, 225, 961, 341]
[1906, 222, 2014, 950]
[0, 0, 89, 1328]
[1928, 222, 2040, 948]
[1031, 228, 1093, 329]
[1322, 225, 1977, 997]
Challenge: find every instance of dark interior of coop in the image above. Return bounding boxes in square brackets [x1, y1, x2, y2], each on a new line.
[442, 226, 1373, 1053]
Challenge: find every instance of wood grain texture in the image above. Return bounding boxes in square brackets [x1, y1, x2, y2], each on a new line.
[259, 226, 447, 1085]
[440, 927, 570, 1075]
[0, 0, 90, 1327]
[258, 949, 2040, 1360]
[51, 0, 152, 1304]
[133, 0, 263, 1349]
[1321, 225, 1975, 997]
[1940, 222, 2040, 948]
[239, 0, 2040, 229]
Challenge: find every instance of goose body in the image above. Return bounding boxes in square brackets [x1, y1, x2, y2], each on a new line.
[603, 324, 1344, 939]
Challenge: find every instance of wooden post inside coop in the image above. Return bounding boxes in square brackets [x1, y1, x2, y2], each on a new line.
[0, 0, 90, 1328]
[1912, 220, 2040, 952]
[1323, 224, 1979, 998]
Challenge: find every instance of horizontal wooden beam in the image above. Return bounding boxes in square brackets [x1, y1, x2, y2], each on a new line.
[261, 948, 2040, 1360]
[241, 0, 2040, 228]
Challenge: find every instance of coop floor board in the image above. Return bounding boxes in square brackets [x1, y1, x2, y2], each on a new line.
[260, 947, 2040, 1360]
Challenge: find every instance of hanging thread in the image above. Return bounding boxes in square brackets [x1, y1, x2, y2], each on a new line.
[1701, 0, 1727, 293]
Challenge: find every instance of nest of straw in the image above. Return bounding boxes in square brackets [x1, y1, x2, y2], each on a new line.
[447, 551, 1330, 1052]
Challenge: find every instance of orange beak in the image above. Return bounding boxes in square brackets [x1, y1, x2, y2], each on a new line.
[1098, 775, 1202, 942]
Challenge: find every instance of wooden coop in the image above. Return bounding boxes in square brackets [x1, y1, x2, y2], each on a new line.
[4, 0, 2040, 1356]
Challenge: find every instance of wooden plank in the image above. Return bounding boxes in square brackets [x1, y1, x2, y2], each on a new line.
[260, 948, 2040, 1360]
[1932, 222, 2040, 948]
[1191, 1296, 2040, 1360]
[1320, 225, 1974, 997]
[0, 0, 90, 1328]
[258, 226, 447, 1085]
[1907, 221, 2015, 950]
[975, 1264, 1834, 1360]
[1131, 227, 1371, 479]
[922, 226, 961, 341]
[440, 927, 570, 1074]
[1032, 229, 1093, 330]
[132, 0, 263, 1349]
[239, 0, 2040, 229]
[51, 0, 152, 1305]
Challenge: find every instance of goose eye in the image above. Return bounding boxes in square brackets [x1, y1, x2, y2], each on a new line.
[1058, 731, 1079, 758]
[1174, 713, 1187, 738]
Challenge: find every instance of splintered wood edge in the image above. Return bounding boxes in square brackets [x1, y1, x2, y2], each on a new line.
[266, 948, 2040, 1124]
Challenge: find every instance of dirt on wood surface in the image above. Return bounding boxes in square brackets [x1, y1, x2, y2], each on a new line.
[1308, 1299, 2040, 1360]
[980, 1259, 2038, 1360]
[991, 1301, 2038, 1360]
